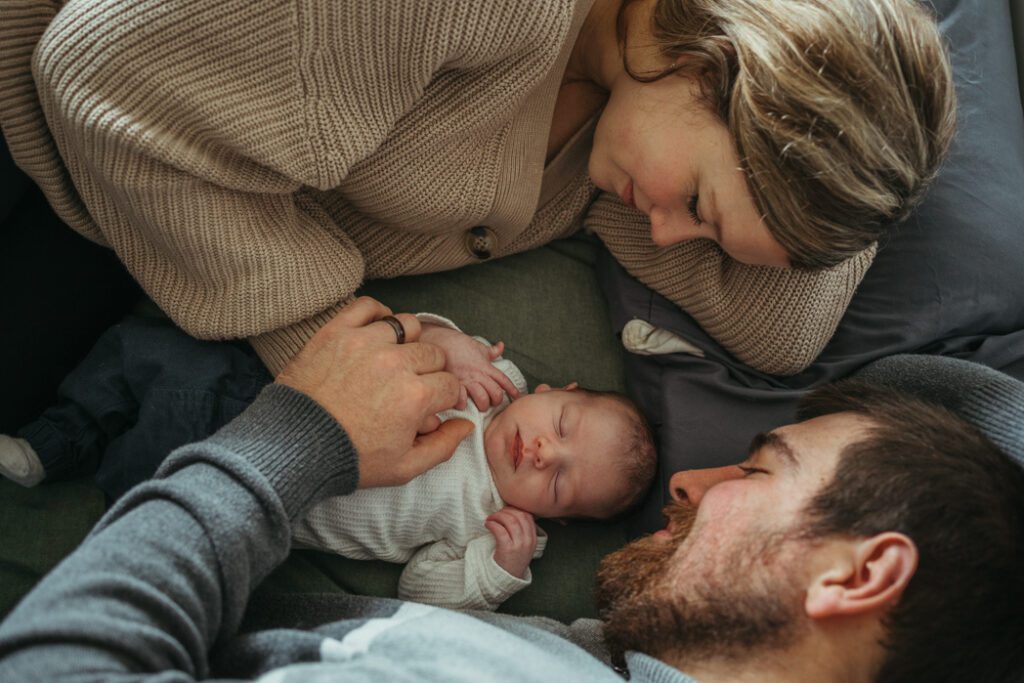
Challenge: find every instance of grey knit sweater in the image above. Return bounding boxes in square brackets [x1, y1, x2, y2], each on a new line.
[0, 0, 874, 376]
[0, 383, 696, 683]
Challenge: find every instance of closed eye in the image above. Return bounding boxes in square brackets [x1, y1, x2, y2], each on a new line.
[687, 194, 703, 226]
[738, 465, 768, 477]
[557, 408, 565, 438]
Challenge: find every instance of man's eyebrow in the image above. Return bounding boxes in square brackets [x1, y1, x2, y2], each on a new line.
[748, 431, 799, 468]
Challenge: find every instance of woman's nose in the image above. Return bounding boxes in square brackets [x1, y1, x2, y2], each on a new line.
[668, 466, 744, 506]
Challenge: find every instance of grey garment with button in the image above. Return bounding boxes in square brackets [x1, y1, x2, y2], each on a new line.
[464, 226, 497, 260]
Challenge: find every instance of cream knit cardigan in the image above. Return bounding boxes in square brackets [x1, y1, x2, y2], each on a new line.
[0, 0, 874, 376]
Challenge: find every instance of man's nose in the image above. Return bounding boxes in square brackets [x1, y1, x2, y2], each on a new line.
[668, 466, 744, 506]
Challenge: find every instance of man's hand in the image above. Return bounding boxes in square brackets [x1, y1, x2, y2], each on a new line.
[276, 297, 473, 489]
[419, 323, 519, 411]
[485, 506, 538, 579]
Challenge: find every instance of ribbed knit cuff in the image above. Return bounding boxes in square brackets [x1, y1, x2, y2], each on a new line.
[206, 383, 359, 520]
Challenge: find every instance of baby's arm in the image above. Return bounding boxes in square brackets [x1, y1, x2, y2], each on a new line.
[485, 506, 538, 580]
[398, 526, 541, 611]
[416, 313, 521, 411]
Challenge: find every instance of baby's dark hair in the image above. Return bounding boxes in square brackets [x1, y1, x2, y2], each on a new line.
[579, 388, 657, 520]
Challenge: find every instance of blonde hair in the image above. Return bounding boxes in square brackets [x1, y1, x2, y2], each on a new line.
[619, 0, 957, 268]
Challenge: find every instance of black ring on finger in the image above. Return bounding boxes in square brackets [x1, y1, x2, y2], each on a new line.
[380, 315, 406, 344]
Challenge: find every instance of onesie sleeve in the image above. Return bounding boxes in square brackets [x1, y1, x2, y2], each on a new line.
[586, 192, 876, 376]
[398, 531, 546, 611]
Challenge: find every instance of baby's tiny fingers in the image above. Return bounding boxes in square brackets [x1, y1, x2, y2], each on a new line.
[484, 379, 504, 408]
[468, 382, 490, 412]
[503, 512, 530, 540]
[491, 369, 520, 400]
[458, 385, 468, 411]
[489, 341, 505, 360]
[485, 519, 512, 545]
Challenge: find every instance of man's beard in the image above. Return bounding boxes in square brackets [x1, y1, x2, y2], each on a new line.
[595, 502, 806, 666]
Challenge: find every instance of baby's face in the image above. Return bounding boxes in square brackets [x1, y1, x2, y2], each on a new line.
[483, 385, 630, 519]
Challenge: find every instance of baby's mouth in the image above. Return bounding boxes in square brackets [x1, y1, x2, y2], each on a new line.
[513, 431, 523, 471]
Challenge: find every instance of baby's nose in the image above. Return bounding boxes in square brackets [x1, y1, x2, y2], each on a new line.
[532, 438, 553, 468]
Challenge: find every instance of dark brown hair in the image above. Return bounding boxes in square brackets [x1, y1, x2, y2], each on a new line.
[798, 381, 1024, 682]
[617, 0, 957, 269]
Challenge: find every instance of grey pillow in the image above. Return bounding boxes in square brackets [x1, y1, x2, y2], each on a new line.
[599, 0, 1024, 533]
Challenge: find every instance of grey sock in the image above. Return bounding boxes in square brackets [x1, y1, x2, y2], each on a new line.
[0, 435, 45, 487]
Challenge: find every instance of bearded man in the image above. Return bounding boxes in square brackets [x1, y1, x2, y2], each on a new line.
[597, 378, 1024, 682]
[0, 300, 1021, 682]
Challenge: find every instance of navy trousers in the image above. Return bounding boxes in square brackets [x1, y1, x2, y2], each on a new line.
[17, 315, 272, 500]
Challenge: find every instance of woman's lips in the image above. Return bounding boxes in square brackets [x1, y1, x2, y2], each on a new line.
[622, 179, 636, 209]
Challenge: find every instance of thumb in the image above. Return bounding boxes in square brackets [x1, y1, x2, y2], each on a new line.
[406, 418, 475, 477]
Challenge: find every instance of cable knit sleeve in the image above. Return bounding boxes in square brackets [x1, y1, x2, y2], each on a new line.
[587, 192, 876, 376]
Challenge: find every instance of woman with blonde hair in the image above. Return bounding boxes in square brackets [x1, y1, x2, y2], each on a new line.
[0, 0, 955, 378]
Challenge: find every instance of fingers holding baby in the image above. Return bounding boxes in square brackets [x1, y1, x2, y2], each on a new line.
[485, 506, 538, 579]
[276, 296, 472, 489]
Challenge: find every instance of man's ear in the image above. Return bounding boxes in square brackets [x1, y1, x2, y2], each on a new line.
[805, 532, 918, 620]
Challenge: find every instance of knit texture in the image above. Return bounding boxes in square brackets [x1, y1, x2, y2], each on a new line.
[1, 0, 873, 377]
[0, 371, 676, 683]
[585, 193, 876, 375]
[292, 314, 545, 611]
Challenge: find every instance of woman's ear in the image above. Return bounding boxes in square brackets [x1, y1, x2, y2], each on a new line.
[805, 532, 918, 620]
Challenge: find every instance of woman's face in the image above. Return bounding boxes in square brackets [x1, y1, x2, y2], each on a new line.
[589, 71, 791, 267]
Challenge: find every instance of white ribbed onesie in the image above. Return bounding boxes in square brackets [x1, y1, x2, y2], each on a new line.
[291, 314, 547, 611]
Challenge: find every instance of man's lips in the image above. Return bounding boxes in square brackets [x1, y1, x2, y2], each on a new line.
[513, 431, 523, 471]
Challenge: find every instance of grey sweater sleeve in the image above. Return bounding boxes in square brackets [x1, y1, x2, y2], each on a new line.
[0, 383, 358, 682]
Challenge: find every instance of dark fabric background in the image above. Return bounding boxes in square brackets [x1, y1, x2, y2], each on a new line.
[0, 136, 141, 434]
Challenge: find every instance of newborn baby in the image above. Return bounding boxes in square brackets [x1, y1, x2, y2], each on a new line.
[292, 313, 657, 611]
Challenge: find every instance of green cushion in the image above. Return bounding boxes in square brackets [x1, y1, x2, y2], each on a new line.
[359, 234, 626, 393]
[0, 234, 629, 623]
[0, 478, 105, 619]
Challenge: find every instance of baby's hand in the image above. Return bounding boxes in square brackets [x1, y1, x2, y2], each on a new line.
[419, 323, 519, 411]
[485, 506, 538, 579]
